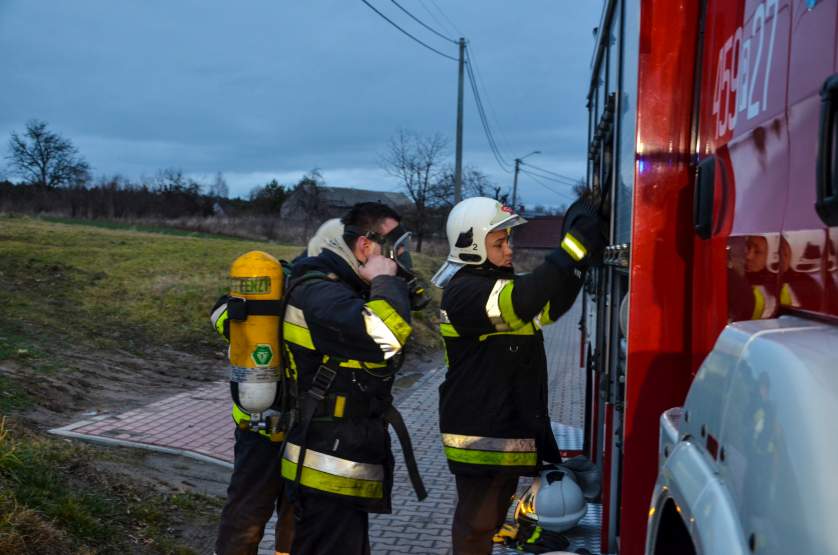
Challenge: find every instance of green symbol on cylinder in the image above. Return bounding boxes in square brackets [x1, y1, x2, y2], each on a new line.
[252, 344, 273, 366]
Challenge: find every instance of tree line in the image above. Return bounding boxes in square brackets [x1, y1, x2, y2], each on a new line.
[1, 120, 302, 221]
[1, 120, 521, 250]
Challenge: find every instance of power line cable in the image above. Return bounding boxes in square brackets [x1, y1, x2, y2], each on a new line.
[465, 47, 512, 172]
[417, 0, 454, 37]
[520, 161, 582, 184]
[519, 165, 579, 186]
[466, 63, 511, 172]
[464, 43, 513, 156]
[359, 0, 458, 61]
[520, 169, 577, 201]
[428, 0, 464, 37]
[389, 0, 457, 44]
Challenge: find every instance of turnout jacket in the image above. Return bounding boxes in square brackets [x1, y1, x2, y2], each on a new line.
[280, 248, 413, 513]
[439, 261, 583, 476]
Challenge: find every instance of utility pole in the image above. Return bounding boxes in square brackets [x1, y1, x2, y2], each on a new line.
[511, 150, 540, 211]
[454, 37, 465, 204]
[512, 158, 521, 210]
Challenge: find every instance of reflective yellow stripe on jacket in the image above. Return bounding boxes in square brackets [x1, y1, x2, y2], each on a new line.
[211, 303, 228, 337]
[440, 281, 553, 339]
[486, 279, 554, 332]
[281, 442, 385, 499]
[362, 299, 412, 359]
[284, 304, 315, 350]
[441, 433, 537, 467]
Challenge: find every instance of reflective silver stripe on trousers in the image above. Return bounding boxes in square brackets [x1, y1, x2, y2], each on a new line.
[442, 433, 536, 453]
[362, 307, 402, 359]
[283, 442, 384, 481]
[284, 304, 308, 328]
[484, 279, 512, 331]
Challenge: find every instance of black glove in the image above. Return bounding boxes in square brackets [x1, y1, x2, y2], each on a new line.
[407, 278, 431, 311]
[546, 213, 607, 271]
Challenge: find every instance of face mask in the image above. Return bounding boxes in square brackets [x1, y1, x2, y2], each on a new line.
[345, 223, 430, 310]
[381, 226, 430, 311]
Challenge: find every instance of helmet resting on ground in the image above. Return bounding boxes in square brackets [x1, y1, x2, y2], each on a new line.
[515, 466, 587, 534]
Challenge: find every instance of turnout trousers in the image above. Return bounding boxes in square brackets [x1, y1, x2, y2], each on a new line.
[215, 427, 295, 555]
[289, 490, 371, 555]
[452, 473, 519, 555]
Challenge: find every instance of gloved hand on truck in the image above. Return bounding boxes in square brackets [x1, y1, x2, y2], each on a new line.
[547, 198, 608, 271]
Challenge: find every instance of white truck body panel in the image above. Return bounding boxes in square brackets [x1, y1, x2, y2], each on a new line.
[648, 316, 838, 554]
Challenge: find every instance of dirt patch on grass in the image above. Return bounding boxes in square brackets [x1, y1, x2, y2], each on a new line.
[0, 342, 227, 429]
[0, 340, 230, 553]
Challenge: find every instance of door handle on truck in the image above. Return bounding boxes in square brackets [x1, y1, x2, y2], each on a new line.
[816, 74, 838, 226]
[694, 155, 716, 239]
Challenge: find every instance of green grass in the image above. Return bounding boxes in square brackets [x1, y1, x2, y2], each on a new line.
[0, 419, 222, 554]
[0, 377, 33, 413]
[41, 215, 259, 242]
[0, 214, 444, 551]
[0, 214, 301, 354]
[0, 214, 443, 356]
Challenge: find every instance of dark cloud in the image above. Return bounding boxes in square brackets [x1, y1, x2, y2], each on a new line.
[0, 0, 603, 205]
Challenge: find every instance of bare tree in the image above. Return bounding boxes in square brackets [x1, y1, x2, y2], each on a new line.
[154, 167, 187, 192]
[209, 171, 229, 198]
[6, 119, 91, 187]
[381, 129, 448, 252]
[431, 165, 499, 208]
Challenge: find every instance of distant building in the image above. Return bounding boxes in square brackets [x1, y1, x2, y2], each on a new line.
[279, 185, 412, 223]
[513, 215, 564, 250]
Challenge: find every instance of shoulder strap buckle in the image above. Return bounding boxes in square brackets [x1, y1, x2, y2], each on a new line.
[308, 365, 337, 401]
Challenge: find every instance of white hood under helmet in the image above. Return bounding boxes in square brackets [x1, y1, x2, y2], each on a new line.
[431, 197, 527, 288]
[307, 218, 364, 278]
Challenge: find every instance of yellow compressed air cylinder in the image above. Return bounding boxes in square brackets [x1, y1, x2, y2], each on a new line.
[228, 250, 283, 414]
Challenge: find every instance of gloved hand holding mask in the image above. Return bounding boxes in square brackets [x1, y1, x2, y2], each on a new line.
[375, 224, 431, 311]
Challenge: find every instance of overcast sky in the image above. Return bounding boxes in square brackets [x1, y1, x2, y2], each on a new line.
[0, 1, 603, 207]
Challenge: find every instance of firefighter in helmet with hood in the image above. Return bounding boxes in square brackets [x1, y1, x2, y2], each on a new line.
[432, 196, 605, 554]
[280, 202, 426, 554]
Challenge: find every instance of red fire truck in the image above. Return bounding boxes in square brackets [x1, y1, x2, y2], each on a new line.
[583, 0, 838, 553]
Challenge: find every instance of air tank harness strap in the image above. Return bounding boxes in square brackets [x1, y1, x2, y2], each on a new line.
[275, 270, 336, 448]
[288, 366, 427, 503]
[381, 403, 427, 500]
[225, 297, 284, 320]
[288, 363, 338, 506]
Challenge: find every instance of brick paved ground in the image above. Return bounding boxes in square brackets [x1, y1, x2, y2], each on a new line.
[50, 299, 601, 554]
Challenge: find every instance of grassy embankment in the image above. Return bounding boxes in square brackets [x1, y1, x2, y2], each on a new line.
[0, 214, 442, 553]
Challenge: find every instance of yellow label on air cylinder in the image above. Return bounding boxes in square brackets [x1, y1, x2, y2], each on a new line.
[228, 251, 283, 372]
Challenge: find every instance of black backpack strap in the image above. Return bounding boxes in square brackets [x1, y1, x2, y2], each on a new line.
[277, 270, 338, 504]
[382, 403, 427, 501]
[288, 363, 337, 505]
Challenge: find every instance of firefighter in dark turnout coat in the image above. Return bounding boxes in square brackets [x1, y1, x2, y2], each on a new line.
[210, 219, 351, 555]
[280, 202, 425, 555]
[431, 197, 605, 554]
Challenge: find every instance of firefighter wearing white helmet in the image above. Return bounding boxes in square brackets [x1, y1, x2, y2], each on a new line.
[434, 196, 606, 554]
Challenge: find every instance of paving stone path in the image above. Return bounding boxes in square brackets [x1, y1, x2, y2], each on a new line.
[51, 300, 601, 554]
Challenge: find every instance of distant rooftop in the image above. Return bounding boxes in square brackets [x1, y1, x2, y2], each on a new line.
[316, 186, 411, 209]
[279, 185, 412, 222]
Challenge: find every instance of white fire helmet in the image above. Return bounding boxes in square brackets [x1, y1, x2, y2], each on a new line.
[514, 466, 587, 534]
[431, 197, 527, 288]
